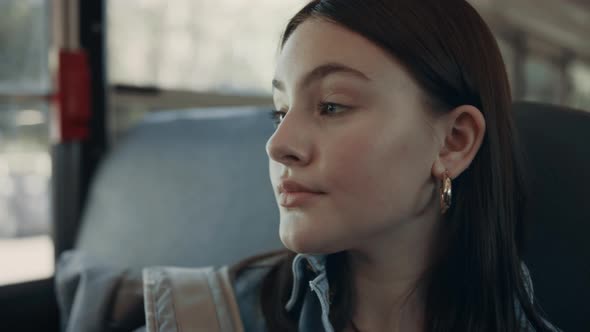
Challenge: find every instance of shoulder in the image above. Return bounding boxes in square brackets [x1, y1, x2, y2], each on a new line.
[141, 251, 288, 332]
[144, 250, 290, 332]
[229, 250, 291, 332]
[229, 249, 291, 297]
[230, 249, 291, 300]
[55, 250, 145, 332]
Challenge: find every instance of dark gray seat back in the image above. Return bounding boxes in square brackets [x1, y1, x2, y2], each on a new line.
[514, 102, 590, 331]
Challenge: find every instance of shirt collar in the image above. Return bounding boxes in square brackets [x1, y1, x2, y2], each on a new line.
[285, 253, 327, 310]
[285, 253, 335, 332]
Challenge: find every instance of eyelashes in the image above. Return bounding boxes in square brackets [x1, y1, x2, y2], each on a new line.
[269, 109, 285, 128]
[317, 102, 349, 115]
[269, 102, 350, 128]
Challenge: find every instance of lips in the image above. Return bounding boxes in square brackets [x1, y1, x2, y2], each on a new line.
[278, 180, 324, 208]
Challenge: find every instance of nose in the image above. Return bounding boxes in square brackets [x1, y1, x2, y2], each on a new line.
[266, 110, 311, 167]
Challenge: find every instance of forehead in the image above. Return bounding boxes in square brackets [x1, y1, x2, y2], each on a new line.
[275, 19, 406, 86]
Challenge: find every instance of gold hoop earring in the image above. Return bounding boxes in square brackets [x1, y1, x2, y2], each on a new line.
[440, 171, 452, 214]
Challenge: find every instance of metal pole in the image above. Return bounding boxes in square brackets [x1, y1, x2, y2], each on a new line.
[51, 0, 84, 256]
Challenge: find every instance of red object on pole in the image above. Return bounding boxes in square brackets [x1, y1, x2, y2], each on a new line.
[55, 49, 92, 142]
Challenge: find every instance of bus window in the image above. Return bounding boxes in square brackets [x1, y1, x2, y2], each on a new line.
[524, 54, 564, 104]
[569, 60, 590, 110]
[107, 0, 306, 138]
[0, 0, 54, 286]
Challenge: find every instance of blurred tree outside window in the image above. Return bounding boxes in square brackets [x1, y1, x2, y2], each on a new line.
[496, 37, 517, 95]
[0, 0, 50, 95]
[523, 55, 562, 104]
[0, 0, 53, 285]
[108, 0, 307, 95]
[568, 60, 590, 110]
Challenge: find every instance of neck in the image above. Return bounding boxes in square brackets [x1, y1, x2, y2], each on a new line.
[347, 193, 441, 331]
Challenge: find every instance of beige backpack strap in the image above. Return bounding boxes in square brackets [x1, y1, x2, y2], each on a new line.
[143, 266, 244, 332]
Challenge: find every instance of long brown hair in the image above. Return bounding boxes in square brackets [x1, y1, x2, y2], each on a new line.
[260, 1, 553, 331]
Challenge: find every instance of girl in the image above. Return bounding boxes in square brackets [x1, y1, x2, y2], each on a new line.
[248, 0, 562, 331]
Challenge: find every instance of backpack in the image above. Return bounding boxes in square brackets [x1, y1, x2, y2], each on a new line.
[143, 265, 245, 332]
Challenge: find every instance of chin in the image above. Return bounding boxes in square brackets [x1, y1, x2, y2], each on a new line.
[279, 219, 343, 254]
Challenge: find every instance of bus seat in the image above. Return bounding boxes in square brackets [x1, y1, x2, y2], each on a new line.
[74, 107, 282, 268]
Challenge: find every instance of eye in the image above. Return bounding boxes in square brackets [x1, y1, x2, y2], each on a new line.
[318, 102, 348, 115]
[269, 109, 286, 128]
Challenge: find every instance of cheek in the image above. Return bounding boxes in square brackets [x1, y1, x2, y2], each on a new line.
[322, 122, 431, 222]
[323, 125, 401, 194]
[329, 140, 384, 193]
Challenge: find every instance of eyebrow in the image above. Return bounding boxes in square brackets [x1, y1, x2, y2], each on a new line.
[272, 62, 371, 92]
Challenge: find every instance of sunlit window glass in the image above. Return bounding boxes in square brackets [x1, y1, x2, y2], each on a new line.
[523, 55, 562, 104]
[496, 38, 516, 95]
[0, 101, 53, 285]
[0, 0, 53, 286]
[0, 0, 50, 95]
[568, 60, 590, 110]
[108, 0, 308, 95]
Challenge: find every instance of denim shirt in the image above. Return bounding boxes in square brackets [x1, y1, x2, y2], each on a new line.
[234, 253, 562, 332]
[285, 254, 333, 332]
[234, 253, 331, 332]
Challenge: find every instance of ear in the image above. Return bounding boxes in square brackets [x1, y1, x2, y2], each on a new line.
[431, 105, 486, 180]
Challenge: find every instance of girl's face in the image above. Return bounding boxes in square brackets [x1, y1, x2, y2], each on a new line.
[267, 19, 443, 254]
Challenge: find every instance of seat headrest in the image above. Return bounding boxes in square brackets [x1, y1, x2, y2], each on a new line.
[76, 107, 283, 268]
